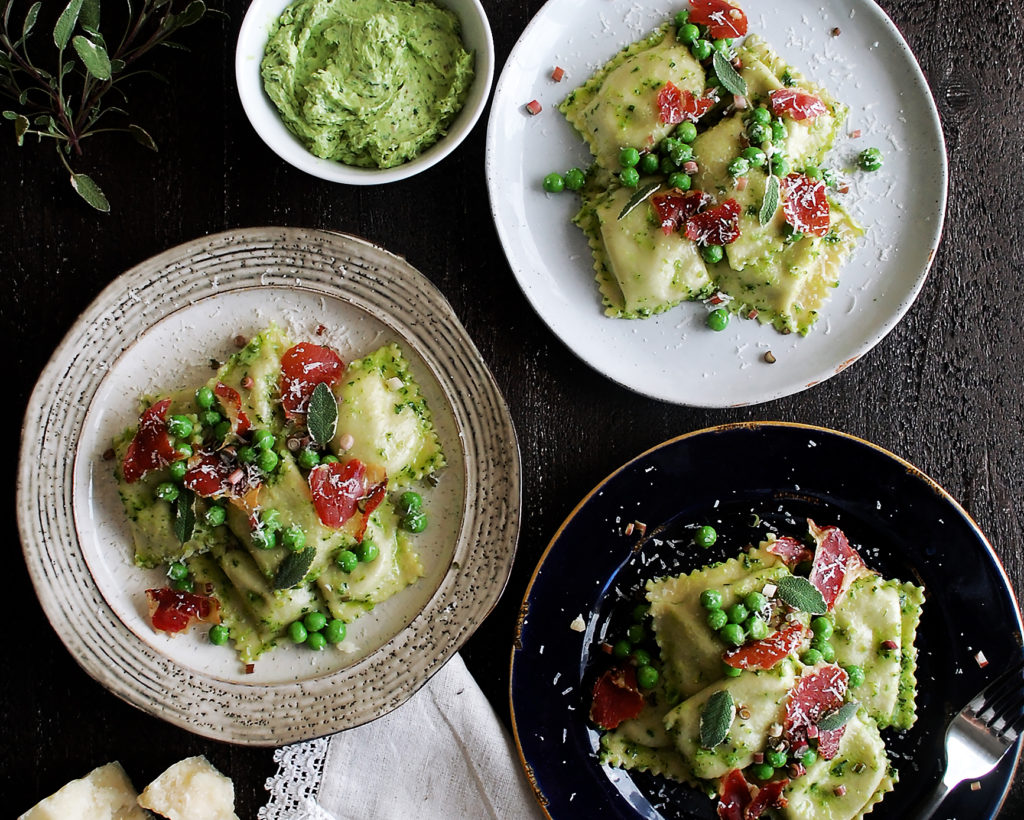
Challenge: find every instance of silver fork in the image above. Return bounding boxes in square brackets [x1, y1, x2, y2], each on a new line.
[914, 657, 1024, 819]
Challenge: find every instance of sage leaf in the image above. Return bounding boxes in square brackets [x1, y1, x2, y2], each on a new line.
[72, 34, 111, 80]
[22, 2, 41, 42]
[713, 51, 747, 98]
[699, 690, 735, 748]
[274, 546, 316, 590]
[760, 174, 780, 225]
[129, 123, 158, 151]
[817, 701, 859, 733]
[14, 113, 28, 145]
[307, 381, 338, 446]
[70, 172, 110, 212]
[54, 0, 84, 50]
[618, 181, 661, 220]
[775, 575, 827, 615]
[2, 110, 17, 120]
[173, 488, 196, 543]
[80, 0, 100, 31]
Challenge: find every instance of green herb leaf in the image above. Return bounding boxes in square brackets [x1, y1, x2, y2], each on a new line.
[307, 381, 338, 446]
[760, 174, 780, 225]
[617, 181, 661, 220]
[72, 34, 110, 80]
[817, 701, 859, 732]
[274, 545, 316, 590]
[775, 575, 827, 615]
[2, 110, 17, 120]
[713, 51, 747, 98]
[699, 690, 735, 748]
[129, 123, 158, 151]
[14, 113, 28, 145]
[165, 0, 205, 32]
[21, 2, 41, 42]
[173, 489, 196, 543]
[54, 0, 84, 50]
[70, 172, 110, 212]
[80, 0, 100, 31]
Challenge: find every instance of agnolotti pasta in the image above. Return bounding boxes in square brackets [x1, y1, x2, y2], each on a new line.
[592, 521, 924, 819]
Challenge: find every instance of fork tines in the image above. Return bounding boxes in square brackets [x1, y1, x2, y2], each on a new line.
[967, 656, 1024, 745]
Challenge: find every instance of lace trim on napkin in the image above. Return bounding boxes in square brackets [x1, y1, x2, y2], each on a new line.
[259, 737, 335, 820]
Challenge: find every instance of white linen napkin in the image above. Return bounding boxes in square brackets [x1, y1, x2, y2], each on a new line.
[259, 654, 547, 819]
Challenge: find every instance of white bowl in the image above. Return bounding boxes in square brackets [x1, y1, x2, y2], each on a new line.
[236, 0, 494, 184]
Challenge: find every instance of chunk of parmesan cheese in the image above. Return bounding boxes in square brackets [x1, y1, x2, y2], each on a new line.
[18, 761, 147, 820]
[137, 756, 239, 820]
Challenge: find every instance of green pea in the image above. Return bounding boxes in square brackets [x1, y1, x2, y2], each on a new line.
[668, 172, 691, 191]
[168, 460, 187, 482]
[200, 410, 222, 428]
[304, 611, 328, 633]
[750, 763, 774, 781]
[722, 662, 742, 678]
[766, 749, 787, 768]
[195, 386, 215, 409]
[800, 750, 818, 767]
[707, 307, 729, 331]
[660, 156, 679, 175]
[204, 505, 226, 527]
[741, 147, 767, 167]
[631, 603, 650, 623]
[707, 609, 729, 630]
[679, 22, 700, 44]
[845, 664, 866, 688]
[746, 616, 770, 641]
[726, 603, 749, 625]
[175, 442, 193, 459]
[288, 621, 308, 644]
[674, 9, 689, 27]
[173, 578, 194, 593]
[297, 448, 320, 469]
[712, 38, 731, 55]
[744, 591, 767, 613]
[810, 616, 833, 639]
[747, 123, 769, 145]
[812, 639, 836, 663]
[670, 142, 693, 164]
[403, 511, 428, 533]
[321, 455, 340, 464]
[858, 146, 883, 172]
[660, 136, 682, 156]
[750, 106, 772, 126]
[324, 619, 347, 644]
[253, 429, 276, 451]
[357, 539, 380, 563]
[251, 528, 277, 550]
[771, 119, 787, 142]
[639, 153, 660, 175]
[801, 648, 824, 665]
[619, 146, 641, 168]
[336, 549, 359, 573]
[543, 172, 565, 193]
[619, 167, 640, 188]
[637, 665, 659, 689]
[209, 624, 229, 646]
[166, 415, 193, 438]
[612, 639, 632, 659]
[719, 623, 746, 646]
[803, 164, 822, 180]
[261, 508, 282, 531]
[770, 155, 790, 177]
[728, 157, 750, 177]
[691, 39, 712, 61]
[676, 121, 698, 143]
[155, 482, 179, 503]
[701, 245, 725, 265]
[700, 589, 723, 610]
[168, 561, 188, 581]
[307, 632, 327, 651]
[282, 525, 306, 552]
[399, 491, 423, 513]
[237, 445, 256, 464]
[564, 167, 586, 190]
[626, 624, 646, 643]
[213, 420, 232, 441]
[631, 648, 652, 667]
[257, 449, 279, 473]
[694, 525, 718, 548]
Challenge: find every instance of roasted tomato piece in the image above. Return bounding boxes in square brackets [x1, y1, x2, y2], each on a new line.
[652, 189, 713, 234]
[309, 459, 367, 528]
[121, 398, 178, 483]
[769, 88, 828, 121]
[765, 535, 813, 566]
[214, 382, 251, 436]
[183, 451, 260, 499]
[280, 342, 345, 417]
[746, 779, 789, 818]
[807, 520, 864, 610]
[717, 768, 752, 820]
[781, 174, 830, 238]
[590, 666, 645, 730]
[685, 199, 742, 246]
[657, 82, 717, 125]
[146, 587, 221, 634]
[354, 479, 388, 541]
[723, 622, 809, 670]
[783, 664, 849, 757]
[691, 0, 748, 38]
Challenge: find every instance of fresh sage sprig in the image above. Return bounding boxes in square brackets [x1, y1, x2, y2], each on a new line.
[307, 381, 338, 446]
[0, 0, 210, 211]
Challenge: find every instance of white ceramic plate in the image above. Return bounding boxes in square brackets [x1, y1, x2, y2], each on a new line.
[17, 227, 521, 745]
[486, 0, 947, 407]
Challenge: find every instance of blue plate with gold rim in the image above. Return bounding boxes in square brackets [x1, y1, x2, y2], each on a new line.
[510, 423, 1022, 819]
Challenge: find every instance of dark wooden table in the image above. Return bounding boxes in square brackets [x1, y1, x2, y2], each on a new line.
[6, 0, 1023, 816]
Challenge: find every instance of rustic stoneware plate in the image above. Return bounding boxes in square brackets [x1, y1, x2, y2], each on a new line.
[486, 0, 947, 407]
[511, 423, 1022, 819]
[17, 227, 521, 745]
